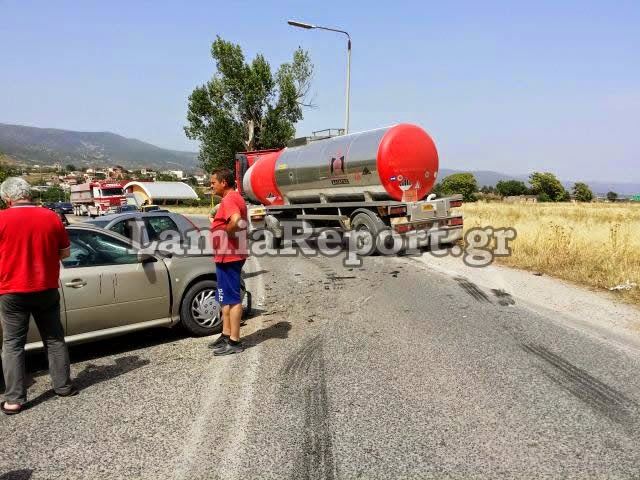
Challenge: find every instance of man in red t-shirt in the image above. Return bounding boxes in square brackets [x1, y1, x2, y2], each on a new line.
[0, 177, 76, 415]
[209, 168, 248, 356]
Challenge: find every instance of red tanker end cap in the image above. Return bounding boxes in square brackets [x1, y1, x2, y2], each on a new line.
[247, 150, 284, 205]
[377, 124, 439, 202]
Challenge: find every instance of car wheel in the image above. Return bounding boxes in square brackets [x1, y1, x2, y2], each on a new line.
[180, 280, 222, 336]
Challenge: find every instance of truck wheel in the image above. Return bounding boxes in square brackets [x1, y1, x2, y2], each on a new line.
[351, 213, 379, 256]
[180, 280, 222, 336]
[351, 212, 396, 255]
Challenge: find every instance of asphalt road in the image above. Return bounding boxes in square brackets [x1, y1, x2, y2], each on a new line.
[2, 217, 640, 479]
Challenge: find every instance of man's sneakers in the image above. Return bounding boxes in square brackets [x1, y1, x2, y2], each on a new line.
[212, 338, 244, 356]
[209, 334, 229, 349]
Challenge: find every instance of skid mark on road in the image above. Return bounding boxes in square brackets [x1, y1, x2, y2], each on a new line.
[455, 277, 491, 303]
[522, 343, 638, 423]
[174, 256, 266, 480]
[283, 336, 336, 480]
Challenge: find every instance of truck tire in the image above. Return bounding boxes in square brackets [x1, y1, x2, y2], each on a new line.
[351, 213, 380, 256]
[180, 280, 223, 336]
[351, 212, 396, 255]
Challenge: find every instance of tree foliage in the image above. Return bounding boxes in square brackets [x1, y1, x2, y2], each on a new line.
[572, 182, 594, 202]
[528, 172, 569, 202]
[496, 179, 528, 197]
[439, 173, 478, 202]
[185, 36, 314, 172]
[607, 191, 618, 202]
[40, 186, 68, 203]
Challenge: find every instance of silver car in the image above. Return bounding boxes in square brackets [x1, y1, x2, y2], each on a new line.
[1, 223, 251, 351]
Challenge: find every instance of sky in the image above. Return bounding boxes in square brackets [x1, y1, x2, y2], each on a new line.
[1, 0, 639, 183]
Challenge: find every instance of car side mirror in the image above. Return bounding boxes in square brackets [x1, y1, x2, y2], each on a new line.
[137, 252, 158, 264]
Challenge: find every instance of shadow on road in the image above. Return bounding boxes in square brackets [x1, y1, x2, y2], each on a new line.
[26, 355, 150, 409]
[242, 269, 269, 280]
[210, 321, 291, 350]
[0, 470, 33, 480]
[25, 327, 190, 374]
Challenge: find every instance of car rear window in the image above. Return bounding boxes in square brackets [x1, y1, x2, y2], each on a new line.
[144, 216, 179, 241]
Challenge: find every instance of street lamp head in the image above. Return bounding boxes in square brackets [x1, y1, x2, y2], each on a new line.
[288, 20, 315, 29]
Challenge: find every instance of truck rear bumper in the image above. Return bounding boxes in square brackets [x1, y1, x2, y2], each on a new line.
[400, 225, 462, 249]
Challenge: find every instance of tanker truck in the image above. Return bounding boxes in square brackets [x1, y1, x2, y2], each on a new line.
[241, 123, 463, 254]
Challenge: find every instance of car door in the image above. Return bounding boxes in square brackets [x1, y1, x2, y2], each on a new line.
[60, 230, 119, 335]
[61, 228, 171, 335]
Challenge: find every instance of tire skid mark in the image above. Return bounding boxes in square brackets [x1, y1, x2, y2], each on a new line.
[455, 276, 491, 303]
[283, 336, 336, 480]
[309, 257, 347, 290]
[522, 343, 638, 423]
[284, 335, 323, 376]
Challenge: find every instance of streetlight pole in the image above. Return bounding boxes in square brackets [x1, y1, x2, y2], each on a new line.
[288, 20, 351, 134]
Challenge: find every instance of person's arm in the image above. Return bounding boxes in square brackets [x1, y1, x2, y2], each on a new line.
[225, 213, 247, 236]
[58, 218, 71, 260]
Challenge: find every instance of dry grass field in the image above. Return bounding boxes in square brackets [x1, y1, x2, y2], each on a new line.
[170, 202, 640, 305]
[462, 202, 640, 305]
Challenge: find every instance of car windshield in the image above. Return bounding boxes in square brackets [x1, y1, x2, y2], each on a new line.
[101, 188, 123, 196]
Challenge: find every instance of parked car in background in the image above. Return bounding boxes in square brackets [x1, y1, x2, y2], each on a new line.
[55, 202, 74, 214]
[107, 204, 139, 214]
[0, 223, 251, 352]
[83, 211, 201, 247]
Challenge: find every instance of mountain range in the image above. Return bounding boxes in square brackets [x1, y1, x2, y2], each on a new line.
[1, 123, 637, 195]
[0, 123, 199, 171]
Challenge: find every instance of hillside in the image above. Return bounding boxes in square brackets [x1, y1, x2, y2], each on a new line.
[0, 123, 199, 171]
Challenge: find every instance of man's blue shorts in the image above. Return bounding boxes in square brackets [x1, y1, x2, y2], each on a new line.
[215, 260, 245, 305]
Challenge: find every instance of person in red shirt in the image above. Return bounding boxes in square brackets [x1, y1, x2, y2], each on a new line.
[208, 168, 248, 356]
[0, 177, 77, 415]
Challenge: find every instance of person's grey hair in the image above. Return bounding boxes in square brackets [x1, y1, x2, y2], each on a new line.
[0, 177, 32, 202]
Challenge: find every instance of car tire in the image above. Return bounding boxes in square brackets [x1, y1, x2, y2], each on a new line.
[180, 280, 223, 336]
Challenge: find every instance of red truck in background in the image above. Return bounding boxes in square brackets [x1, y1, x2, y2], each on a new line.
[70, 180, 126, 217]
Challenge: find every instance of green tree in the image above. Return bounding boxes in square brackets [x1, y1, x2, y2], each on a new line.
[65, 164, 78, 172]
[572, 182, 594, 202]
[185, 36, 314, 172]
[606, 191, 618, 202]
[439, 173, 478, 202]
[528, 172, 569, 202]
[0, 163, 13, 209]
[536, 192, 551, 203]
[41, 186, 67, 203]
[0, 164, 10, 184]
[496, 179, 528, 197]
[156, 172, 178, 181]
[184, 176, 199, 187]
